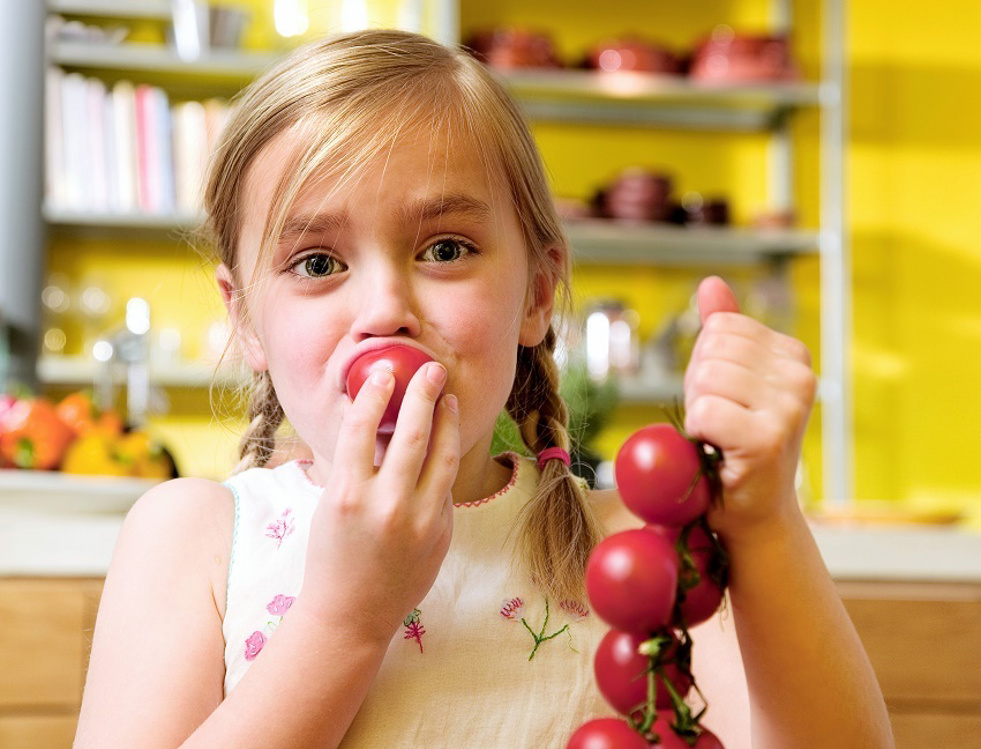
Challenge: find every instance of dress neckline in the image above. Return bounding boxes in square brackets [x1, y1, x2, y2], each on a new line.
[288, 451, 528, 511]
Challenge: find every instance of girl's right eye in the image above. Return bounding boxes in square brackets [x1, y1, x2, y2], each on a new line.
[289, 252, 345, 278]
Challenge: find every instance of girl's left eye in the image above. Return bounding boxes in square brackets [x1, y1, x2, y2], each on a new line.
[420, 239, 473, 263]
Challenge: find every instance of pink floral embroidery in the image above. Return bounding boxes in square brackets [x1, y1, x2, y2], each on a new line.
[500, 597, 525, 621]
[244, 594, 295, 662]
[560, 599, 590, 622]
[265, 508, 295, 548]
[244, 631, 266, 661]
[403, 608, 425, 653]
[267, 594, 296, 616]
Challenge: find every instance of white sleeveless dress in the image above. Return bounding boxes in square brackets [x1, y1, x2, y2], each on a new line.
[221, 452, 615, 747]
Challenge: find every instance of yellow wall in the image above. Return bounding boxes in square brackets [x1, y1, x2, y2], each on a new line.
[849, 2, 981, 519]
[42, 2, 981, 522]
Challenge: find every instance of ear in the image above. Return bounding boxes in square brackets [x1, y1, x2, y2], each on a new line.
[216, 263, 268, 373]
[519, 248, 560, 347]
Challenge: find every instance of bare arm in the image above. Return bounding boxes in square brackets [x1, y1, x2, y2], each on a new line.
[74, 478, 396, 749]
[682, 276, 893, 748]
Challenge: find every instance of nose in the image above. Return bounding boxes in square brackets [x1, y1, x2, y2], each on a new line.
[350, 262, 422, 342]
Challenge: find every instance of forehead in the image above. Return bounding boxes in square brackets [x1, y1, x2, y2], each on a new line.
[245, 118, 510, 226]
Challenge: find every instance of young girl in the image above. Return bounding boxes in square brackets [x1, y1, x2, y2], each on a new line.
[75, 30, 893, 748]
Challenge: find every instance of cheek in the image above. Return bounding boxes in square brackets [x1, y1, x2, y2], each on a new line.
[438, 286, 525, 445]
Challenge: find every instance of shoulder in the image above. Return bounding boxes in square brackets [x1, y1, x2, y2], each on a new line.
[124, 476, 234, 543]
[114, 477, 235, 610]
[586, 486, 643, 536]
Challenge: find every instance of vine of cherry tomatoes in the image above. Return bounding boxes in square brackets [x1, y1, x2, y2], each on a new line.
[569, 423, 729, 748]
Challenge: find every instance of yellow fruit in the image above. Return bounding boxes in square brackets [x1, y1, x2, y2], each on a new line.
[116, 430, 176, 479]
[61, 434, 132, 477]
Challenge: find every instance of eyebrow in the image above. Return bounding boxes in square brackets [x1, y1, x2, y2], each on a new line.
[277, 213, 346, 244]
[398, 193, 493, 226]
[276, 192, 493, 246]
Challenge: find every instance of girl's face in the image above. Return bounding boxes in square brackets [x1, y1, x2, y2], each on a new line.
[221, 125, 554, 480]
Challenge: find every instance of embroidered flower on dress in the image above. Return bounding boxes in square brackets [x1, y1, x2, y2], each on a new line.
[502, 596, 574, 661]
[403, 608, 426, 653]
[500, 597, 525, 621]
[559, 599, 590, 622]
[266, 594, 296, 616]
[265, 508, 295, 548]
[244, 631, 266, 661]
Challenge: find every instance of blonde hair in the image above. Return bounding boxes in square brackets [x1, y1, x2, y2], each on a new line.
[203, 29, 600, 603]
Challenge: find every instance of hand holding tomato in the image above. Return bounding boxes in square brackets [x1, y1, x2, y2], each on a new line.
[346, 345, 434, 434]
[683, 276, 816, 544]
[298, 350, 459, 643]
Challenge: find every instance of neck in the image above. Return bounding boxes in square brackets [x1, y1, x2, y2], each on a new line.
[451, 436, 514, 506]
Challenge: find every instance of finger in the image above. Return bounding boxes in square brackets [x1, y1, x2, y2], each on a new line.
[694, 298, 812, 366]
[697, 276, 741, 325]
[683, 393, 752, 455]
[332, 368, 395, 481]
[381, 361, 448, 489]
[417, 393, 460, 510]
[685, 326, 773, 394]
[685, 358, 770, 413]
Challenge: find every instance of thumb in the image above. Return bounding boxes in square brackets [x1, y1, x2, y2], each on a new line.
[697, 275, 740, 325]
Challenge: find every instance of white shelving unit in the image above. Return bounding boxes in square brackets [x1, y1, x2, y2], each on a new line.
[31, 0, 851, 502]
[48, 0, 172, 18]
[48, 40, 278, 77]
[36, 354, 245, 388]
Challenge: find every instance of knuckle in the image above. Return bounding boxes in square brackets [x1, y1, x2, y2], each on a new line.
[438, 446, 460, 472]
[401, 425, 429, 450]
[781, 334, 812, 366]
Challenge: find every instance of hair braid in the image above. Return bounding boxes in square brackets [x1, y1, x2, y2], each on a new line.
[233, 370, 285, 474]
[507, 328, 602, 604]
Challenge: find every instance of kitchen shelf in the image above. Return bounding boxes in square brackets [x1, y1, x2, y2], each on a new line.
[44, 205, 204, 240]
[37, 354, 245, 388]
[44, 207, 817, 265]
[49, 40, 277, 78]
[566, 220, 818, 266]
[0, 468, 158, 513]
[500, 69, 823, 131]
[48, 0, 171, 18]
[615, 374, 684, 404]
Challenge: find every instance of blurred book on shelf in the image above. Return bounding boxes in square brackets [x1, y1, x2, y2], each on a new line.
[44, 68, 230, 218]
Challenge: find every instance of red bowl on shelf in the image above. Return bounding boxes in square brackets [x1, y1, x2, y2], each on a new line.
[689, 25, 798, 83]
[596, 168, 673, 222]
[464, 27, 563, 70]
[584, 36, 681, 74]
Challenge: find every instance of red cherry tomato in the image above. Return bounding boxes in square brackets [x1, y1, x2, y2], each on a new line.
[650, 711, 724, 748]
[649, 525, 727, 627]
[566, 718, 650, 749]
[614, 424, 711, 528]
[594, 629, 693, 717]
[585, 528, 678, 634]
[345, 345, 434, 433]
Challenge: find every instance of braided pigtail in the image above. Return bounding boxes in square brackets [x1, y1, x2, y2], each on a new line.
[507, 328, 603, 604]
[232, 370, 286, 474]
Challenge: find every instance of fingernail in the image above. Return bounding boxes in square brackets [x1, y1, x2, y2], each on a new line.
[444, 394, 458, 413]
[426, 362, 447, 385]
[370, 369, 393, 387]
